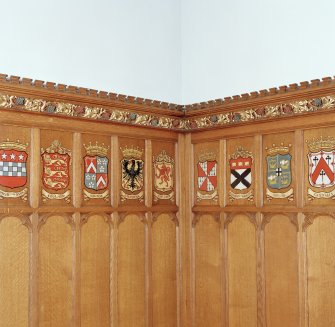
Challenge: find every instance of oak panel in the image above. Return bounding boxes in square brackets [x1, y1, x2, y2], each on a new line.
[193, 142, 219, 205]
[307, 216, 335, 327]
[118, 138, 146, 205]
[81, 215, 110, 327]
[152, 214, 177, 327]
[0, 217, 29, 327]
[304, 127, 335, 206]
[227, 214, 257, 327]
[40, 130, 73, 207]
[81, 134, 111, 206]
[195, 214, 221, 327]
[263, 132, 295, 206]
[38, 215, 73, 327]
[226, 137, 255, 205]
[0, 126, 30, 207]
[118, 215, 145, 327]
[152, 141, 176, 205]
[264, 215, 299, 327]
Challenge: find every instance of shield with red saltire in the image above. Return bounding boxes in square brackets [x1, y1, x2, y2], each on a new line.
[197, 160, 217, 192]
[308, 150, 335, 188]
[84, 155, 108, 191]
[0, 149, 28, 189]
[42, 152, 70, 190]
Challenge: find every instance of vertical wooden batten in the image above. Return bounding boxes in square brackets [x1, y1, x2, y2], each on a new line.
[30, 128, 40, 209]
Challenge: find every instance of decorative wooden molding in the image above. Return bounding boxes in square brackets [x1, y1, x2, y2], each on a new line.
[302, 212, 335, 231]
[37, 213, 75, 230]
[191, 212, 221, 227]
[261, 212, 299, 231]
[80, 212, 112, 227]
[118, 212, 147, 225]
[152, 212, 179, 226]
[224, 211, 256, 229]
[2, 73, 335, 132]
[0, 213, 32, 230]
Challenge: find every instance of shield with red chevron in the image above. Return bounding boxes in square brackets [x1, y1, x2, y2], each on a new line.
[308, 151, 335, 188]
[84, 155, 108, 191]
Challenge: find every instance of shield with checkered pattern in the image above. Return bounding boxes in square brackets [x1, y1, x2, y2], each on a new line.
[0, 149, 28, 189]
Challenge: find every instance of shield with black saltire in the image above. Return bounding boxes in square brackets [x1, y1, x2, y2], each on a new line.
[230, 156, 252, 190]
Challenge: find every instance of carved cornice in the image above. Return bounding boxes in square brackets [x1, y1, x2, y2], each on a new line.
[1, 74, 335, 131]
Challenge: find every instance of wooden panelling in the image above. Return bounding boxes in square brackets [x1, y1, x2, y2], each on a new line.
[118, 215, 146, 327]
[80, 215, 110, 327]
[264, 214, 299, 327]
[0, 217, 29, 327]
[3, 79, 335, 327]
[152, 214, 177, 327]
[38, 215, 73, 327]
[307, 216, 335, 327]
[227, 214, 257, 327]
[194, 214, 222, 327]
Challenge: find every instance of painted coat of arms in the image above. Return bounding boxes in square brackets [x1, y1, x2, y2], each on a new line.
[120, 146, 144, 202]
[83, 142, 109, 202]
[229, 147, 253, 201]
[0, 139, 28, 201]
[266, 143, 293, 201]
[307, 136, 335, 200]
[153, 150, 174, 202]
[197, 151, 218, 202]
[41, 140, 71, 203]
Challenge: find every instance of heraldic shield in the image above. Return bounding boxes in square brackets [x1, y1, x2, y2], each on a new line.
[230, 157, 252, 190]
[154, 150, 173, 192]
[121, 146, 144, 193]
[84, 156, 108, 191]
[197, 160, 217, 192]
[267, 153, 292, 190]
[308, 150, 335, 188]
[42, 140, 71, 191]
[0, 144, 28, 189]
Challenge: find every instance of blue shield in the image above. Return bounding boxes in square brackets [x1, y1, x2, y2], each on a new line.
[266, 154, 292, 190]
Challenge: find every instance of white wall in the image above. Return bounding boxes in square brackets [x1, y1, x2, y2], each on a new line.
[0, 0, 181, 103]
[181, 0, 335, 104]
[2, 1, 335, 104]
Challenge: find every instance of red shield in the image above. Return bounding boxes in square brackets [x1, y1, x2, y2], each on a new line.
[42, 152, 70, 190]
[0, 149, 28, 189]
